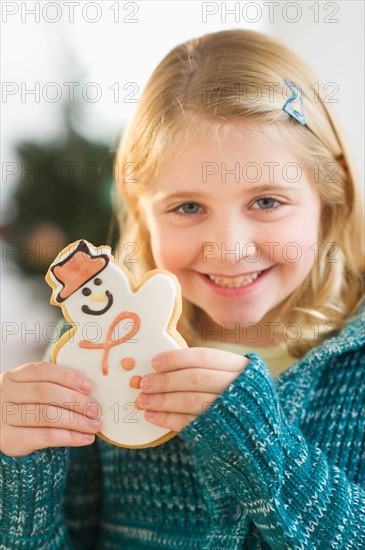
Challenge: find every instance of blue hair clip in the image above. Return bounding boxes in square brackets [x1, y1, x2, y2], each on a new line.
[283, 80, 306, 126]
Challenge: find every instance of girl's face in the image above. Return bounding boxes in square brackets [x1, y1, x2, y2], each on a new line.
[139, 125, 321, 344]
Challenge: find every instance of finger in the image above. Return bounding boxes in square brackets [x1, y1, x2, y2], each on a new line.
[144, 410, 196, 433]
[4, 402, 101, 434]
[135, 391, 217, 415]
[152, 347, 249, 373]
[0, 425, 97, 458]
[140, 368, 235, 394]
[4, 379, 100, 419]
[7, 362, 93, 394]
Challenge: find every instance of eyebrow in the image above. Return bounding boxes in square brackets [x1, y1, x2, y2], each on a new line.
[154, 185, 300, 202]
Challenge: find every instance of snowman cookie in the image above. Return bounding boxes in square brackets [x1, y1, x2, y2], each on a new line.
[46, 239, 186, 448]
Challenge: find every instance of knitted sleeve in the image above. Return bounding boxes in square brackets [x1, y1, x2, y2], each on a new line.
[179, 352, 365, 549]
[0, 447, 72, 548]
[0, 442, 102, 549]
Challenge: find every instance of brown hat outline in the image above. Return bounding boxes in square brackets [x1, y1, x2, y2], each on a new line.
[51, 240, 110, 303]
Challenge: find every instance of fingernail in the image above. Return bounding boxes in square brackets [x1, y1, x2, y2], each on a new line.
[81, 433, 95, 442]
[152, 354, 162, 369]
[87, 404, 99, 418]
[87, 419, 101, 429]
[140, 376, 152, 390]
[79, 378, 92, 392]
[145, 410, 156, 420]
[139, 393, 151, 405]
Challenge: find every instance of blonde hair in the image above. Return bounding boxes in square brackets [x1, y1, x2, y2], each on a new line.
[113, 29, 364, 357]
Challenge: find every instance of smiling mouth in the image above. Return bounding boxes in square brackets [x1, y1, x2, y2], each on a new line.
[82, 291, 113, 315]
[203, 270, 265, 288]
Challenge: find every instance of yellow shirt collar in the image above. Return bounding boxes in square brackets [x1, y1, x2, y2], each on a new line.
[190, 338, 295, 379]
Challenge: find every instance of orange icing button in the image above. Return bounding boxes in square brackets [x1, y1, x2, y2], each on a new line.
[130, 375, 141, 389]
[121, 357, 136, 371]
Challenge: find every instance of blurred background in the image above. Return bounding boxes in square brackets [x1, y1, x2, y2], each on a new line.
[1, 0, 364, 370]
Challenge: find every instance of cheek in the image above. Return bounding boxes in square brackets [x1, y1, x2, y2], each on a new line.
[264, 216, 319, 264]
[150, 224, 199, 272]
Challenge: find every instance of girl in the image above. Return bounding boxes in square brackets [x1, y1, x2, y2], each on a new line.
[1, 29, 364, 549]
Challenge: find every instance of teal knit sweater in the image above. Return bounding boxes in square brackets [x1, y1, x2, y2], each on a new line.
[1, 304, 364, 549]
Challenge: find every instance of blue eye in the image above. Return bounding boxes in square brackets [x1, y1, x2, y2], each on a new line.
[174, 203, 202, 216]
[252, 197, 282, 211]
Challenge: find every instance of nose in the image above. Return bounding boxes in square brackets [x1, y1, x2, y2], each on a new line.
[91, 293, 107, 302]
[204, 214, 257, 265]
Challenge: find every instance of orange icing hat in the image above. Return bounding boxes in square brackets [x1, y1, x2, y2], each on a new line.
[51, 240, 109, 302]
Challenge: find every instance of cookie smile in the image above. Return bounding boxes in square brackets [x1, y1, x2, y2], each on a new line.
[82, 291, 114, 315]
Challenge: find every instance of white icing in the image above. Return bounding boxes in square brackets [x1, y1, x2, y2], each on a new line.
[49, 241, 182, 447]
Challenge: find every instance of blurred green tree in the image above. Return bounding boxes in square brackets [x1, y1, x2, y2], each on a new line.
[9, 108, 120, 275]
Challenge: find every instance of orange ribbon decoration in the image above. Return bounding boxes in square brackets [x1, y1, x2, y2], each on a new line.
[79, 311, 141, 376]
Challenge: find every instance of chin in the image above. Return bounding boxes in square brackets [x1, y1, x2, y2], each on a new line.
[210, 309, 266, 328]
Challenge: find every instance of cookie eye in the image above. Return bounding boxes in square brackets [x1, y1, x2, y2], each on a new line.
[82, 287, 92, 296]
[94, 278, 102, 286]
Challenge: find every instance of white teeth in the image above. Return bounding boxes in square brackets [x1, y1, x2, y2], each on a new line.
[208, 271, 262, 288]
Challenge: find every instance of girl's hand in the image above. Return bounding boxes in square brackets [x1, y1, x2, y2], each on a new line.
[0, 362, 101, 458]
[134, 348, 250, 432]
